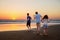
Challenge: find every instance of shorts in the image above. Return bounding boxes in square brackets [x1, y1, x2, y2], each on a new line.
[36, 22, 40, 24]
[43, 24, 48, 28]
[27, 22, 31, 26]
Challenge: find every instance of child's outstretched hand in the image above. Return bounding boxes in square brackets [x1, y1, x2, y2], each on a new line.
[41, 20, 43, 23]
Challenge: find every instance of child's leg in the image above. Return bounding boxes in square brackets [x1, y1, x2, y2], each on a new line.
[36, 23, 41, 34]
[27, 25, 29, 30]
[38, 23, 40, 32]
[43, 25, 48, 35]
[29, 26, 31, 31]
[29, 23, 31, 30]
[36, 23, 39, 33]
[27, 22, 30, 30]
[44, 28, 48, 35]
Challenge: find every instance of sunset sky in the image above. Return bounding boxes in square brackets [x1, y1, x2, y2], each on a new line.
[0, 0, 60, 20]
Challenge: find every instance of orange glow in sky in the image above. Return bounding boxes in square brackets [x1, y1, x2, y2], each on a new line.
[0, 0, 60, 20]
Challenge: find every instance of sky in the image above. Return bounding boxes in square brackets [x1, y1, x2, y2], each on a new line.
[0, 0, 60, 20]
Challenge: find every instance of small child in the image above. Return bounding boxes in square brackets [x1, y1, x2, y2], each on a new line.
[27, 13, 32, 31]
[42, 15, 49, 35]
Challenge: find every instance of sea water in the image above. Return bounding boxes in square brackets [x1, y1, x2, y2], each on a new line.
[0, 21, 60, 32]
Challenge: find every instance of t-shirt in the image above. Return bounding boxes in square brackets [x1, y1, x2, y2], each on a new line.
[43, 19, 48, 25]
[42, 19, 48, 28]
[27, 16, 31, 22]
[35, 14, 41, 23]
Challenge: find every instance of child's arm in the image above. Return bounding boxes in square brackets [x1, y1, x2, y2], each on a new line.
[33, 15, 35, 19]
[41, 19, 44, 23]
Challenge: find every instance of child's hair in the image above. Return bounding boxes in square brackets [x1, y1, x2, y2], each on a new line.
[27, 13, 29, 15]
[43, 15, 49, 19]
[35, 12, 38, 14]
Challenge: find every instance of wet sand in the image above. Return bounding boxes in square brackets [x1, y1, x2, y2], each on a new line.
[0, 25, 60, 40]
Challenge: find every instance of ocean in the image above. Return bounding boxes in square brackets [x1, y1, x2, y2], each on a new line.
[0, 21, 60, 32]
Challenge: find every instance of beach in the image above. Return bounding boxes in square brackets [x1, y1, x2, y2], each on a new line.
[0, 23, 60, 40]
[0, 0, 60, 40]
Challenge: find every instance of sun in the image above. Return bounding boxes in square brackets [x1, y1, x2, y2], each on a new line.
[12, 18, 16, 20]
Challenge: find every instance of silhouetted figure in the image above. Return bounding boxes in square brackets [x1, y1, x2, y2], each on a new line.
[34, 12, 42, 34]
[27, 13, 32, 31]
[42, 15, 49, 35]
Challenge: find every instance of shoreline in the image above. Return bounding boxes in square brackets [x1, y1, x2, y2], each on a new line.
[0, 24, 60, 32]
